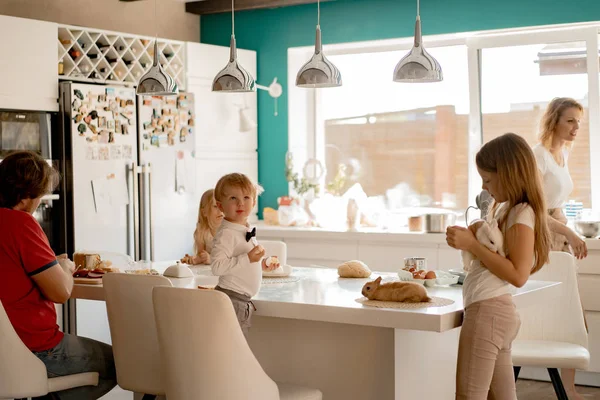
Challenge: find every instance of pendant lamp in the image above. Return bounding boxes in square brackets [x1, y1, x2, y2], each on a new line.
[296, 0, 341, 88]
[136, 0, 179, 96]
[393, 0, 443, 83]
[212, 0, 255, 92]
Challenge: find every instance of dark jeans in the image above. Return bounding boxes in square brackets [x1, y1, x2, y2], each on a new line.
[33, 333, 117, 400]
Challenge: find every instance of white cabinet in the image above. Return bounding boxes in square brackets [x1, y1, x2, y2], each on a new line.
[257, 227, 460, 272]
[186, 42, 257, 153]
[0, 16, 58, 111]
[185, 42, 259, 218]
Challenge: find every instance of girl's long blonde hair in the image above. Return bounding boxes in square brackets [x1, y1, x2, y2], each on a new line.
[476, 133, 551, 274]
[538, 97, 584, 150]
[193, 189, 219, 254]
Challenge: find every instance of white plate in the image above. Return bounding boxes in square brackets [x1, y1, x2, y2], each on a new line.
[263, 264, 292, 278]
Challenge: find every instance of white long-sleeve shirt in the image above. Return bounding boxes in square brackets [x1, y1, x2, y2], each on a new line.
[210, 219, 262, 297]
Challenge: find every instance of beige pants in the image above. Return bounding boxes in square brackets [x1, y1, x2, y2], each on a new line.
[456, 294, 521, 400]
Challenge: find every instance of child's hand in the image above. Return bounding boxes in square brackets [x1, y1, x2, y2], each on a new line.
[198, 250, 211, 264]
[262, 256, 280, 271]
[446, 225, 477, 251]
[248, 245, 265, 263]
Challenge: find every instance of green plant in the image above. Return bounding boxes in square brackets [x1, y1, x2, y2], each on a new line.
[326, 164, 347, 196]
[285, 153, 320, 196]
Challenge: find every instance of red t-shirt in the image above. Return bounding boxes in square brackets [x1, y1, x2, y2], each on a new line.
[0, 208, 64, 352]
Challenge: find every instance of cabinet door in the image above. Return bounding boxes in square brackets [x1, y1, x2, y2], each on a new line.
[186, 43, 257, 153]
[586, 311, 600, 373]
[576, 251, 600, 275]
[0, 16, 58, 111]
[286, 238, 358, 263]
[579, 274, 600, 312]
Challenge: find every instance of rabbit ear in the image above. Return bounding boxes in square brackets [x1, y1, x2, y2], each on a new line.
[375, 276, 382, 284]
[490, 219, 498, 228]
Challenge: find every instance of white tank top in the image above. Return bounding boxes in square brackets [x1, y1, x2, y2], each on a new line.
[533, 144, 573, 209]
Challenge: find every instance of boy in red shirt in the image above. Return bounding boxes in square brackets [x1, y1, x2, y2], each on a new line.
[0, 151, 116, 399]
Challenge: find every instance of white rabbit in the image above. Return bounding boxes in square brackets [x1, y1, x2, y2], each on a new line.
[461, 219, 505, 272]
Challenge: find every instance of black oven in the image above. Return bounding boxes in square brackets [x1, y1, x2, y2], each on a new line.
[0, 110, 54, 160]
[0, 109, 64, 254]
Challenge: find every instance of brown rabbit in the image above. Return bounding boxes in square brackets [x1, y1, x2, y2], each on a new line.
[361, 276, 431, 303]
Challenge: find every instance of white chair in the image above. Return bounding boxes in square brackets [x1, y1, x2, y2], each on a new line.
[152, 286, 323, 400]
[103, 273, 173, 400]
[512, 251, 590, 400]
[0, 301, 98, 399]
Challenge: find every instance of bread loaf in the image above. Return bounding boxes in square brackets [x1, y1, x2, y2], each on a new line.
[338, 260, 372, 278]
[73, 252, 102, 269]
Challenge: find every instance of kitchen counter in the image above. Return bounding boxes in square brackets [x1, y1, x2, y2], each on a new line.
[72, 263, 559, 333]
[72, 264, 560, 399]
[256, 222, 600, 249]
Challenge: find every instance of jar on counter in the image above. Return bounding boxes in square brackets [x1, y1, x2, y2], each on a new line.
[404, 257, 427, 270]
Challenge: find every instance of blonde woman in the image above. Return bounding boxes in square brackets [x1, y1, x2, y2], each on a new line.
[533, 97, 587, 260]
[447, 133, 551, 399]
[534, 97, 588, 399]
[181, 189, 223, 265]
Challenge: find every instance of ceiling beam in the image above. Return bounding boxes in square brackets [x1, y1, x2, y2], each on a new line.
[186, 0, 335, 15]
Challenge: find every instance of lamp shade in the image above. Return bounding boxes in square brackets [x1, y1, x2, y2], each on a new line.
[213, 36, 255, 92]
[239, 107, 257, 132]
[393, 16, 442, 83]
[136, 40, 179, 96]
[296, 26, 341, 88]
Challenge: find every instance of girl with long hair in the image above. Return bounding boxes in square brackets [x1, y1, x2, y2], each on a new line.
[447, 133, 551, 399]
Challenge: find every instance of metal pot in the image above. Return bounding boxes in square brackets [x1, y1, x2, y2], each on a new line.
[424, 213, 457, 233]
[574, 221, 600, 238]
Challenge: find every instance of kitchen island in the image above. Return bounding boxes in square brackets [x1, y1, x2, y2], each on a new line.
[72, 264, 560, 400]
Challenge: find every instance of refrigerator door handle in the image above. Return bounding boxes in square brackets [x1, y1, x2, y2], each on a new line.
[131, 163, 141, 261]
[146, 163, 155, 262]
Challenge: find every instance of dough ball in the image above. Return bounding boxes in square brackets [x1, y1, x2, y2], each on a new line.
[338, 260, 372, 278]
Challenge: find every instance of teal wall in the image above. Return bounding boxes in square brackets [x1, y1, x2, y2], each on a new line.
[200, 0, 600, 216]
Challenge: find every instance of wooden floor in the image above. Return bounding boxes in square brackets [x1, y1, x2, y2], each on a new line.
[517, 379, 600, 399]
[101, 381, 600, 399]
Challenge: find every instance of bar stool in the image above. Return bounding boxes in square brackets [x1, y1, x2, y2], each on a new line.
[0, 302, 98, 399]
[103, 273, 173, 400]
[152, 286, 323, 400]
[512, 251, 590, 400]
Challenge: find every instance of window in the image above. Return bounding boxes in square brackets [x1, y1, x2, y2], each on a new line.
[319, 46, 469, 211]
[480, 42, 591, 206]
[288, 23, 600, 229]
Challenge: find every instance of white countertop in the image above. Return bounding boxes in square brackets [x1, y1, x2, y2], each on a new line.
[256, 222, 600, 249]
[72, 262, 561, 333]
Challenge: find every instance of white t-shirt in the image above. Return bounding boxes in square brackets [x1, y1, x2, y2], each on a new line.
[210, 219, 262, 297]
[533, 144, 573, 209]
[463, 203, 535, 308]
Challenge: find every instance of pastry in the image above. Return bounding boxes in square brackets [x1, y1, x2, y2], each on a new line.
[338, 260, 372, 278]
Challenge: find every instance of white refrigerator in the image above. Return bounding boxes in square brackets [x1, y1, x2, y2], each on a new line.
[58, 82, 197, 343]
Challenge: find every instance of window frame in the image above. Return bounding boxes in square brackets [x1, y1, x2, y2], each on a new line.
[288, 21, 600, 211]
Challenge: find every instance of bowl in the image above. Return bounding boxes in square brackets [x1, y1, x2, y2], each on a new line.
[424, 212, 457, 233]
[574, 221, 600, 238]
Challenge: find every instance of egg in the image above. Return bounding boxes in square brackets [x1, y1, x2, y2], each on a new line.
[425, 271, 437, 280]
[413, 270, 427, 279]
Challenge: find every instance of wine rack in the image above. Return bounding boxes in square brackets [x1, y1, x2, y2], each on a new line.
[58, 24, 186, 90]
